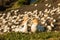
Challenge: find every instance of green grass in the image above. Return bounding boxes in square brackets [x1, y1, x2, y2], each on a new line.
[6, 1, 20, 11]
[6, 0, 40, 11]
[0, 32, 60, 40]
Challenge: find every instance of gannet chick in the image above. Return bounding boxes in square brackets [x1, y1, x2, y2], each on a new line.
[31, 18, 38, 33]
[19, 15, 28, 33]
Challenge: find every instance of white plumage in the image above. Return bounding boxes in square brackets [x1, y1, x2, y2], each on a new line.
[19, 15, 28, 33]
[47, 26, 52, 32]
[31, 18, 38, 33]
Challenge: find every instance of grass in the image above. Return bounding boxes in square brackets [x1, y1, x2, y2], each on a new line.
[6, 1, 20, 11]
[5, 0, 40, 11]
[0, 32, 60, 40]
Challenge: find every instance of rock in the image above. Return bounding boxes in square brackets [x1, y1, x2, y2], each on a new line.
[37, 25, 45, 32]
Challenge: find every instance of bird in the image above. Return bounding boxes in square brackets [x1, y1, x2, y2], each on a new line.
[19, 15, 28, 33]
[31, 18, 38, 33]
[47, 25, 52, 32]
[6, 12, 11, 19]
[3, 25, 8, 32]
[16, 14, 20, 22]
[34, 4, 37, 7]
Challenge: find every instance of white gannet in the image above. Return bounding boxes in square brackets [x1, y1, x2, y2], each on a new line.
[19, 15, 28, 33]
[31, 18, 38, 33]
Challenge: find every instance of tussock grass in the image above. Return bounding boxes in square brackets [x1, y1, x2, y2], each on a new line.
[0, 32, 60, 40]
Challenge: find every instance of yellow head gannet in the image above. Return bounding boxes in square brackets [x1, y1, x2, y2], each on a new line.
[19, 15, 28, 33]
[31, 18, 38, 33]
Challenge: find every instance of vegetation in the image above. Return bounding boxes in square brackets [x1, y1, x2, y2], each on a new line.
[18, 0, 27, 5]
[0, 32, 60, 40]
[5, 0, 29, 11]
[0, 0, 40, 11]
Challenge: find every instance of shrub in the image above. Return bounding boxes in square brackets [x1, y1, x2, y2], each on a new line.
[18, 0, 27, 5]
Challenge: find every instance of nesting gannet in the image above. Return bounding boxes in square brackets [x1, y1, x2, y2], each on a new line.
[35, 4, 37, 6]
[19, 15, 28, 33]
[47, 25, 52, 32]
[6, 12, 11, 19]
[31, 18, 38, 33]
